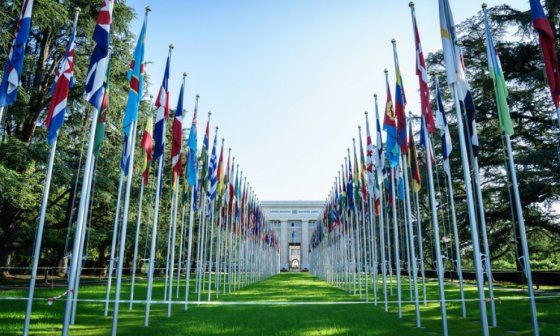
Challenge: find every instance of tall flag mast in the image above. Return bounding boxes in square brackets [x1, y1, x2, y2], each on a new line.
[23, 8, 79, 336]
[529, 0, 560, 126]
[145, 45, 173, 326]
[439, 0, 490, 334]
[62, 2, 114, 335]
[483, 4, 539, 334]
[0, 0, 35, 123]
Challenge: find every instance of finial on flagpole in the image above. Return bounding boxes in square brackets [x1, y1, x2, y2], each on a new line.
[183, 72, 187, 78]
[215, 126, 219, 131]
[145, 6, 151, 13]
[391, 38, 396, 45]
[196, 94, 200, 99]
[75, 7, 82, 14]
[208, 111, 212, 117]
[384, 69, 388, 74]
[409, 2, 414, 8]
[358, 125, 361, 130]
[365, 111, 368, 116]
[222, 138, 225, 144]
[169, 44, 174, 50]
[481, 3, 488, 9]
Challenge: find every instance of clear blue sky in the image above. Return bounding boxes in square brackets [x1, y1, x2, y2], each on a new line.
[126, 0, 528, 201]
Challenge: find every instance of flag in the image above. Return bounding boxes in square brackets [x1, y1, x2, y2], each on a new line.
[140, 115, 153, 186]
[122, 14, 147, 137]
[171, 79, 185, 183]
[216, 139, 225, 202]
[93, 64, 111, 157]
[435, 79, 453, 175]
[84, 0, 114, 111]
[366, 112, 381, 215]
[347, 155, 355, 213]
[153, 55, 171, 162]
[439, 0, 479, 157]
[529, 0, 560, 108]
[483, 8, 513, 135]
[412, 5, 436, 133]
[375, 101, 385, 182]
[408, 124, 421, 193]
[358, 130, 368, 200]
[393, 49, 408, 154]
[0, 0, 34, 107]
[186, 100, 198, 187]
[383, 74, 400, 167]
[45, 13, 77, 144]
[208, 129, 219, 200]
[199, 119, 210, 189]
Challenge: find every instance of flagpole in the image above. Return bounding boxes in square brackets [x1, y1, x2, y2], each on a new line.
[130, 97, 154, 309]
[402, 114, 420, 327]
[176, 202, 187, 298]
[451, 83, 489, 336]
[504, 133, 539, 335]
[167, 184, 180, 317]
[389, 167, 402, 317]
[104, 173, 124, 315]
[207, 199, 216, 300]
[144, 155, 163, 326]
[23, 139, 58, 336]
[412, 190, 426, 305]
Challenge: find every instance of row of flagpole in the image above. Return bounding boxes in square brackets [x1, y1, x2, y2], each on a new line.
[308, 1, 553, 335]
[0, 1, 281, 335]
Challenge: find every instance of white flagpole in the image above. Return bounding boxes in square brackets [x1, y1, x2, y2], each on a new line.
[443, 154, 466, 317]
[23, 139, 58, 336]
[111, 118, 139, 336]
[402, 114, 420, 327]
[104, 173, 124, 315]
[176, 202, 187, 298]
[390, 167, 402, 318]
[62, 103, 100, 336]
[207, 200, 216, 300]
[167, 185, 180, 317]
[451, 84, 489, 336]
[184, 186, 196, 310]
[504, 133, 539, 335]
[144, 155, 164, 326]
[413, 191, 427, 305]
[422, 116, 448, 335]
[129, 181, 144, 309]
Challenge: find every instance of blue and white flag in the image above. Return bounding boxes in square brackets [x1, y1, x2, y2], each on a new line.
[84, 0, 114, 111]
[0, 0, 34, 107]
[208, 130, 218, 200]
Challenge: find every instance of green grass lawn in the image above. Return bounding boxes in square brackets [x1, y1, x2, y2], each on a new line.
[0, 272, 558, 335]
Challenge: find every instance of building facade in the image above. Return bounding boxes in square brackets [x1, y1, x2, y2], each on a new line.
[261, 201, 324, 271]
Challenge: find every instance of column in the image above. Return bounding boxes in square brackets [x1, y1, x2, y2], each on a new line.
[280, 219, 288, 270]
[302, 220, 309, 270]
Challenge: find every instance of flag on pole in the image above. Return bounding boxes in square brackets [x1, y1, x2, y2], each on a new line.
[393, 48, 408, 154]
[84, 0, 114, 111]
[140, 115, 153, 185]
[186, 101, 198, 187]
[365, 114, 375, 192]
[171, 77, 186, 184]
[216, 139, 225, 204]
[0, 0, 34, 107]
[153, 55, 171, 162]
[122, 13, 147, 137]
[483, 7, 514, 135]
[199, 119, 210, 189]
[347, 155, 355, 213]
[435, 79, 453, 175]
[383, 73, 400, 167]
[408, 124, 421, 193]
[93, 64, 111, 157]
[411, 4, 436, 133]
[46, 12, 77, 144]
[529, 0, 560, 108]
[439, 0, 479, 157]
[358, 130, 368, 201]
[208, 129, 219, 200]
[375, 101, 385, 182]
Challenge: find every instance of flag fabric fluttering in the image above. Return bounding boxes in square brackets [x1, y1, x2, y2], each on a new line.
[153, 54, 171, 162]
[186, 100, 198, 187]
[375, 98, 385, 182]
[411, 4, 436, 133]
[45, 12, 77, 145]
[365, 113, 376, 193]
[408, 122, 421, 193]
[483, 7, 514, 135]
[84, 0, 114, 111]
[199, 119, 210, 189]
[140, 115, 154, 186]
[93, 64, 111, 157]
[216, 139, 225, 204]
[529, 0, 560, 108]
[208, 129, 219, 201]
[439, 0, 479, 157]
[171, 77, 186, 183]
[383, 73, 400, 167]
[435, 79, 453, 174]
[393, 46, 408, 154]
[122, 13, 147, 137]
[0, 0, 34, 107]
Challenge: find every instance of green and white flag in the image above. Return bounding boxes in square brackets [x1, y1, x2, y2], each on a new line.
[484, 8, 514, 135]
